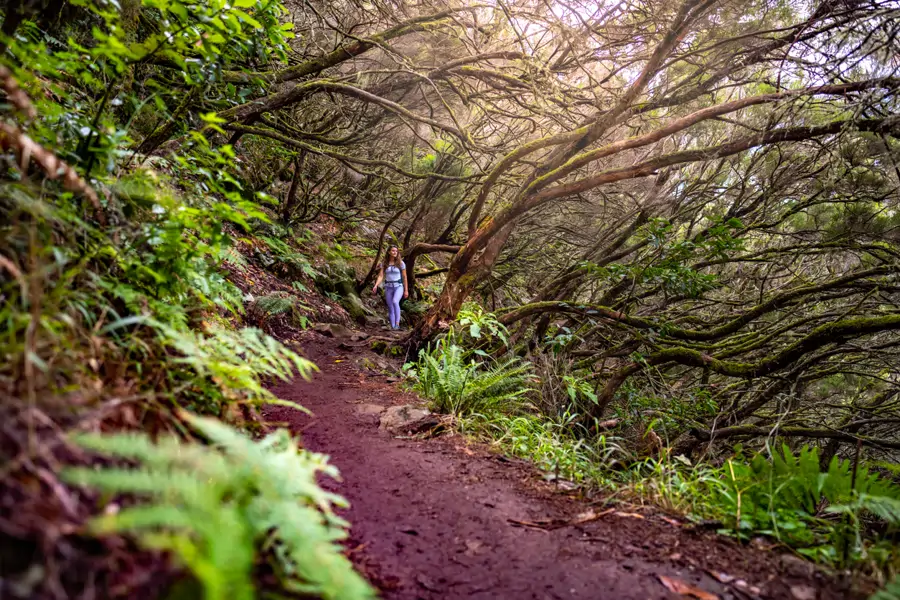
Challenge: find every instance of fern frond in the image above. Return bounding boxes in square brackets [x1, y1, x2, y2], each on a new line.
[872, 575, 900, 600]
[409, 341, 532, 416]
[65, 414, 376, 600]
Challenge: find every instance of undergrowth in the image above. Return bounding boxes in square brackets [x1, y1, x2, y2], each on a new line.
[64, 412, 374, 600]
[405, 309, 900, 592]
[404, 337, 532, 416]
[0, 1, 370, 597]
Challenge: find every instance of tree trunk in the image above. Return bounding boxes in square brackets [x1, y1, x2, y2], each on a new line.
[136, 87, 199, 155]
[405, 219, 515, 349]
[405, 251, 420, 300]
[281, 152, 305, 222]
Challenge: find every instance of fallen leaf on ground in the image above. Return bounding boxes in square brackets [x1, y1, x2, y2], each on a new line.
[345, 542, 368, 556]
[613, 511, 645, 519]
[658, 575, 719, 600]
[507, 508, 615, 531]
[789, 584, 817, 600]
[706, 570, 735, 584]
[572, 508, 615, 524]
[661, 516, 681, 527]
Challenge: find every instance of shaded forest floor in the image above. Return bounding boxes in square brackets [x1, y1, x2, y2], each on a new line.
[263, 328, 861, 600]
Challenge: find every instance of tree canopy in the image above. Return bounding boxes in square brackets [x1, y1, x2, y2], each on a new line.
[187, 0, 900, 457]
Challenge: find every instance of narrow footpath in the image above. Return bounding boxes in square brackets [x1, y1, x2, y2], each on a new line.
[264, 329, 858, 600]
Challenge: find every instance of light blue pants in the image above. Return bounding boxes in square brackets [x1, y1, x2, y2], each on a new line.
[385, 285, 403, 328]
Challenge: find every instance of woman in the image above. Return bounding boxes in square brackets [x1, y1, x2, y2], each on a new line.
[372, 245, 408, 330]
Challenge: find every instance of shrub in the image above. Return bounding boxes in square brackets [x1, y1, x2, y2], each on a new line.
[64, 412, 375, 600]
[405, 338, 532, 416]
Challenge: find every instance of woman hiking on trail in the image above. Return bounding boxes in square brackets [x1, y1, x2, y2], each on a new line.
[372, 245, 408, 330]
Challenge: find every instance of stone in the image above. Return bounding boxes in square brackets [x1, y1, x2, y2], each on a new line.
[780, 554, 815, 578]
[464, 539, 485, 556]
[379, 404, 439, 433]
[313, 322, 357, 339]
[370, 340, 390, 354]
[339, 292, 372, 325]
[357, 403, 386, 416]
[364, 314, 384, 327]
[790, 585, 817, 600]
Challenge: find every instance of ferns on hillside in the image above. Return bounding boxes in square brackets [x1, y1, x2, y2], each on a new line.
[259, 236, 318, 277]
[254, 292, 297, 316]
[406, 338, 532, 416]
[0, 5, 367, 598]
[64, 412, 375, 600]
[159, 324, 317, 406]
[713, 444, 900, 564]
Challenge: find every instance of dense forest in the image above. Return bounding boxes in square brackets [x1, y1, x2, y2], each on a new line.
[2, 0, 900, 598]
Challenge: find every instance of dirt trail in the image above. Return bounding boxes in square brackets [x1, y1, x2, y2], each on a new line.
[264, 330, 858, 600]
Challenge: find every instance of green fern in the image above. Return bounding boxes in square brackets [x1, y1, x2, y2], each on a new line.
[259, 236, 318, 277]
[856, 495, 900, 526]
[63, 412, 375, 600]
[221, 246, 249, 272]
[408, 339, 532, 416]
[872, 575, 900, 600]
[255, 293, 296, 316]
[159, 323, 317, 405]
[715, 444, 900, 561]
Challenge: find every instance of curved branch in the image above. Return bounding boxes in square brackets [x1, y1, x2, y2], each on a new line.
[523, 78, 900, 196]
[221, 8, 486, 84]
[688, 425, 900, 451]
[593, 313, 900, 416]
[220, 81, 468, 141]
[223, 124, 477, 182]
[468, 117, 900, 249]
[501, 265, 897, 335]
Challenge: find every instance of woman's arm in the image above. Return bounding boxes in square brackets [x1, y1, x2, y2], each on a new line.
[402, 265, 409, 298]
[372, 267, 384, 294]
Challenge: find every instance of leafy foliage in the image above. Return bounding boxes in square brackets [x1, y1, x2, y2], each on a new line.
[254, 292, 296, 316]
[712, 445, 900, 565]
[617, 445, 900, 571]
[873, 575, 900, 600]
[0, 1, 367, 596]
[160, 323, 316, 408]
[64, 412, 375, 600]
[260, 236, 318, 277]
[455, 304, 509, 345]
[404, 338, 532, 416]
[464, 412, 623, 487]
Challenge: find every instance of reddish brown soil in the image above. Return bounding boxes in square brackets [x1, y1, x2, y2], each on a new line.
[265, 330, 867, 600]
